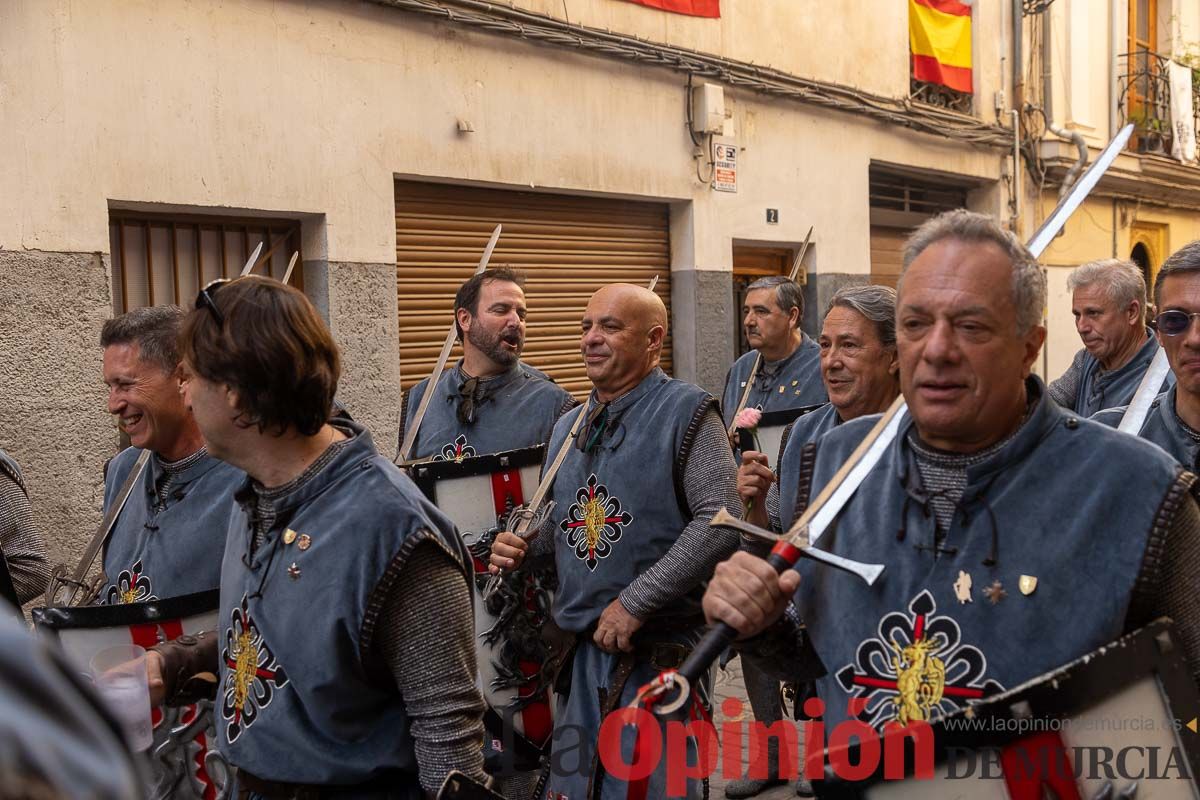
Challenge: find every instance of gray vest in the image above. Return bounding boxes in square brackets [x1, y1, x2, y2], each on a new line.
[777, 402, 842, 529]
[794, 379, 1182, 733]
[721, 336, 826, 428]
[101, 447, 242, 604]
[1074, 333, 1171, 416]
[547, 369, 714, 632]
[216, 422, 468, 786]
[1092, 386, 1200, 471]
[401, 362, 573, 461]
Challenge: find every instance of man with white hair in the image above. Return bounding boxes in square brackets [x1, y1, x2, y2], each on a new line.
[1048, 258, 1170, 416]
[703, 211, 1200, 743]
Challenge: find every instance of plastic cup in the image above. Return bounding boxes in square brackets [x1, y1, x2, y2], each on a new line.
[90, 644, 153, 752]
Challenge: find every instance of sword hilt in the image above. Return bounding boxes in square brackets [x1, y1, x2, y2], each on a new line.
[652, 544, 798, 715]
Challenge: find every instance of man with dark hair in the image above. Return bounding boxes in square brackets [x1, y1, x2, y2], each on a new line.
[0, 449, 50, 604]
[150, 276, 488, 796]
[1095, 241, 1200, 469]
[722, 275, 826, 436]
[398, 268, 575, 462]
[97, 305, 242, 604]
[1048, 258, 1170, 415]
[704, 210, 1200, 746]
[489, 283, 739, 799]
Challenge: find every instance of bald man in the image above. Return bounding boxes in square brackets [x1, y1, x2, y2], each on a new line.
[489, 284, 739, 799]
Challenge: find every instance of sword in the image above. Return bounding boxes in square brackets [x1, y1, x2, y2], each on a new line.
[282, 251, 300, 285]
[398, 224, 502, 462]
[727, 226, 814, 437]
[1118, 346, 1170, 434]
[239, 241, 264, 277]
[642, 125, 1136, 717]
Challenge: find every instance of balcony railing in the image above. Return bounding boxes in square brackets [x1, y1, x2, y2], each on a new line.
[1117, 49, 1200, 157]
[910, 78, 973, 114]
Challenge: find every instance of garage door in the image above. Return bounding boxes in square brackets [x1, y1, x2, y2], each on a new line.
[395, 181, 672, 398]
[869, 226, 909, 288]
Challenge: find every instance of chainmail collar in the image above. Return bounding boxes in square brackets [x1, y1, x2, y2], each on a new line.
[253, 428, 353, 504]
[904, 389, 1037, 469]
[158, 446, 208, 476]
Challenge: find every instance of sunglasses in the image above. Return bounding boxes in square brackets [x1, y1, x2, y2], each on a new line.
[1154, 310, 1200, 337]
[196, 278, 232, 326]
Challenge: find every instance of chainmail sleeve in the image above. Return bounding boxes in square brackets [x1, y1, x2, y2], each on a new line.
[1047, 348, 1087, 410]
[375, 539, 487, 793]
[0, 470, 50, 604]
[1126, 475, 1200, 687]
[619, 407, 740, 619]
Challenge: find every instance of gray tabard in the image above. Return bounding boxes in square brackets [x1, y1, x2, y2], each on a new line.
[1093, 385, 1200, 471]
[721, 335, 827, 429]
[1068, 333, 1172, 417]
[777, 402, 842, 529]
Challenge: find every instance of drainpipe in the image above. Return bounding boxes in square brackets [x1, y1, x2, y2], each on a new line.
[1012, 0, 1024, 110]
[1041, 6, 1088, 199]
[1111, 0, 1122, 140]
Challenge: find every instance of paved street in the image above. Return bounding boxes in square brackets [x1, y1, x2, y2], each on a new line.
[709, 657, 801, 800]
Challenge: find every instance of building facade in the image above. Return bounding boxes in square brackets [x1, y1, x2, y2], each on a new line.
[2, 0, 1024, 565]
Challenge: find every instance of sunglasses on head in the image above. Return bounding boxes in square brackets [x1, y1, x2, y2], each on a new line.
[196, 278, 233, 326]
[1154, 310, 1200, 336]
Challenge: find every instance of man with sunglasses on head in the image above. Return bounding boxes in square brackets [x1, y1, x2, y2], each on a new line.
[96, 306, 243, 605]
[722, 276, 827, 442]
[1094, 242, 1200, 470]
[397, 268, 575, 464]
[1048, 258, 1171, 416]
[488, 283, 739, 799]
[147, 277, 488, 797]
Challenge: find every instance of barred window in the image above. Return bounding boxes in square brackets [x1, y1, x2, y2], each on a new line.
[108, 212, 303, 314]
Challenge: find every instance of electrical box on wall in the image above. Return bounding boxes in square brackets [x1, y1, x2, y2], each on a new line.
[691, 83, 725, 134]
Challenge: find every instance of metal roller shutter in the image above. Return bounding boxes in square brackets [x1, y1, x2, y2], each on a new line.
[396, 181, 672, 399]
[869, 226, 909, 288]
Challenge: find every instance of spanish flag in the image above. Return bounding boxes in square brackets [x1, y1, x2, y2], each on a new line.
[909, 0, 972, 94]
[620, 0, 720, 18]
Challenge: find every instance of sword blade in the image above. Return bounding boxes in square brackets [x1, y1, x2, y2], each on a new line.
[282, 251, 300, 285]
[239, 241, 265, 277]
[1118, 346, 1169, 433]
[398, 224, 502, 461]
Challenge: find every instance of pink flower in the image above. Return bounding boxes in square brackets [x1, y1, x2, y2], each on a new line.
[735, 407, 762, 430]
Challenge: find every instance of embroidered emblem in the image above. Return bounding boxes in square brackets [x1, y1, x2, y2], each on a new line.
[221, 594, 288, 743]
[560, 474, 632, 572]
[835, 590, 1003, 729]
[435, 434, 477, 463]
[105, 559, 157, 605]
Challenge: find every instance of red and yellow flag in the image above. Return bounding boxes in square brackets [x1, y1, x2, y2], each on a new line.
[620, 0, 720, 18]
[909, 0, 972, 93]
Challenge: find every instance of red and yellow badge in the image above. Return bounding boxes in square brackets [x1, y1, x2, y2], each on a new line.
[221, 594, 289, 743]
[104, 559, 157, 605]
[560, 474, 633, 572]
[436, 434, 477, 463]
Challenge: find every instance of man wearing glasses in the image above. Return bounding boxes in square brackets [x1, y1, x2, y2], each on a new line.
[150, 276, 489, 796]
[1094, 242, 1200, 470]
[397, 268, 576, 463]
[96, 306, 242, 605]
[722, 276, 827, 437]
[1048, 258, 1171, 416]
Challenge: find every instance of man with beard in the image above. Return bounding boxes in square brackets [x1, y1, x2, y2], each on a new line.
[702, 211, 1200, 746]
[1048, 258, 1170, 415]
[489, 284, 739, 799]
[722, 276, 827, 439]
[398, 268, 575, 463]
[97, 306, 242, 604]
[727, 284, 898, 798]
[149, 276, 488, 796]
[1095, 242, 1200, 470]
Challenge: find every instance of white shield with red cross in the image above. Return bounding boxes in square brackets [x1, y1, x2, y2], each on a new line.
[411, 445, 557, 761]
[33, 590, 226, 799]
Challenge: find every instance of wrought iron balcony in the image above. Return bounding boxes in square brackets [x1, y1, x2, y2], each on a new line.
[1117, 49, 1200, 157]
[910, 77, 973, 114]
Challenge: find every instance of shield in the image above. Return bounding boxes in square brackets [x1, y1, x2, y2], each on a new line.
[411, 446, 558, 768]
[744, 407, 810, 470]
[818, 618, 1200, 799]
[32, 590, 229, 800]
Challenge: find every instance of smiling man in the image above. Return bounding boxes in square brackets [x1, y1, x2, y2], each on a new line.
[703, 210, 1200, 740]
[489, 283, 738, 799]
[722, 276, 827, 436]
[97, 306, 242, 604]
[398, 268, 574, 463]
[1048, 258, 1170, 416]
[1095, 242, 1200, 471]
